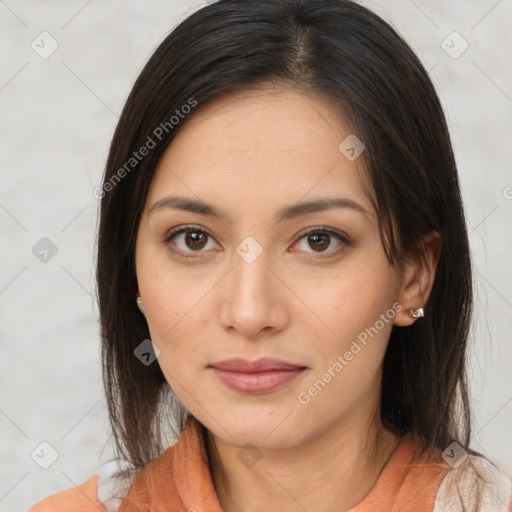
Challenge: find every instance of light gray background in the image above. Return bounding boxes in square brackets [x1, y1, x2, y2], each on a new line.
[1, 1, 511, 511]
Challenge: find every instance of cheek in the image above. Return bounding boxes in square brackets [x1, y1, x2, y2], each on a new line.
[145, 278, 210, 346]
[300, 258, 397, 344]
[297, 256, 399, 396]
[137, 247, 219, 362]
[295, 284, 395, 420]
[143, 282, 213, 388]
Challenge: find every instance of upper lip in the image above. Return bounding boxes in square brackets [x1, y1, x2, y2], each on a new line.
[210, 357, 306, 373]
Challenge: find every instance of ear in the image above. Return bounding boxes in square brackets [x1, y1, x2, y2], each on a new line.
[394, 230, 442, 327]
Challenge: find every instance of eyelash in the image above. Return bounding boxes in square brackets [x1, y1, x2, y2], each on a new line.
[163, 224, 350, 260]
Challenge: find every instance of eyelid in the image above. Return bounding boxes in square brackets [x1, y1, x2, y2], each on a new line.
[164, 224, 216, 243]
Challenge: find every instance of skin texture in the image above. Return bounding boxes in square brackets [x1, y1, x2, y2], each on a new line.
[134, 85, 441, 512]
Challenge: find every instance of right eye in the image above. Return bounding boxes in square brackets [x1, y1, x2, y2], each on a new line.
[164, 225, 220, 258]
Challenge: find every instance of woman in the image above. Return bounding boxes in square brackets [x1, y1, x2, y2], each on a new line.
[29, 0, 512, 510]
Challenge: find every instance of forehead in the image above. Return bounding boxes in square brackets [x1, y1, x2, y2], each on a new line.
[145, 86, 373, 217]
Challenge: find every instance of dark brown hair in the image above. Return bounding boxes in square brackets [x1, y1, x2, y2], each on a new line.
[97, 0, 474, 473]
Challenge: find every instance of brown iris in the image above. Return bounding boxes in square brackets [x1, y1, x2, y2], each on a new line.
[186, 231, 208, 250]
[308, 232, 330, 252]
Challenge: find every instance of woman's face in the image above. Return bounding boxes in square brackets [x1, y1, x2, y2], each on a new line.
[135, 86, 406, 449]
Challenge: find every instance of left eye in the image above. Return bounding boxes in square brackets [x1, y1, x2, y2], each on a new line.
[292, 229, 348, 256]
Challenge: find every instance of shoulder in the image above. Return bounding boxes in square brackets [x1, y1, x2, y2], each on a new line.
[433, 452, 512, 512]
[27, 474, 101, 512]
[27, 460, 133, 512]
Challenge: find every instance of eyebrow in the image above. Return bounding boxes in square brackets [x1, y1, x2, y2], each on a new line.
[148, 195, 370, 223]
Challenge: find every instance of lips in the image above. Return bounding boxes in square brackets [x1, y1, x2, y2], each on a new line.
[209, 358, 307, 394]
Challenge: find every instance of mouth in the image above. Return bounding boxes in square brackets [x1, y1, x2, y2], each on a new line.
[209, 357, 308, 394]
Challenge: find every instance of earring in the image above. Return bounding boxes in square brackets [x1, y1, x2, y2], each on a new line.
[136, 296, 146, 318]
[407, 307, 424, 318]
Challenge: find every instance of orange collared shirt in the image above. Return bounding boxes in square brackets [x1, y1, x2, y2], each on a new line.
[28, 416, 512, 512]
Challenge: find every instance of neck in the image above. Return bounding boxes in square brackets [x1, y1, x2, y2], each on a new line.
[205, 407, 402, 512]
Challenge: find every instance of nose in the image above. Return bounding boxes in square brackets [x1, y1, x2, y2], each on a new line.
[218, 244, 290, 341]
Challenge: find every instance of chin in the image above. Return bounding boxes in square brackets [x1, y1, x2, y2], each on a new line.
[197, 402, 307, 450]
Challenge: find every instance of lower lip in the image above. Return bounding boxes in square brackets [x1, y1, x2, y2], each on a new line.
[211, 367, 306, 394]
